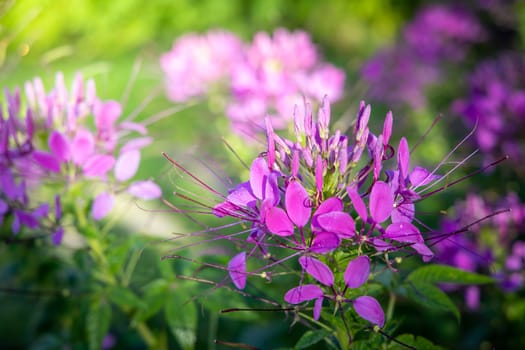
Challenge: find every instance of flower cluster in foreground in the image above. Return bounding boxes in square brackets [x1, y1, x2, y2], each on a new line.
[161, 28, 345, 138]
[1, 73, 161, 243]
[170, 97, 461, 330]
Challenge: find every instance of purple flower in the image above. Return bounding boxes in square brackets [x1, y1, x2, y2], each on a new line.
[453, 53, 525, 169]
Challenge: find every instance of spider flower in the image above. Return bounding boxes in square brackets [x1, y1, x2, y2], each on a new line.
[1, 72, 161, 242]
[161, 28, 345, 139]
[168, 97, 455, 330]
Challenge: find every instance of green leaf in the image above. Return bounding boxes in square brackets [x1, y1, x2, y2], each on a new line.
[133, 280, 170, 323]
[87, 299, 111, 350]
[295, 330, 330, 349]
[405, 281, 460, 321]
[389, 334, 444, 350]
[108, 286, 146, 312]
[407, 265, 493, 285]
[165, 288, 197, 350]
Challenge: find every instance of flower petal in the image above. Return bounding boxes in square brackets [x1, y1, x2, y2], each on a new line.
[384, 222, 423, 243]
[354, 296, 385, 327]
[91, 192, 114, 220]
[114, 150, 141, 182]
[83, 154, 115, 178]
[228, 252, 246, 289]
[410, 166, 440, 188]
[310, 232, 340, 253]
[299, 256, 334, 286]
[369, 181, 393, 224]
[398, 137, 410, 180]
[344, 256, 370, 289]
[49, 131, 70, 162]
[312, 197, 343, 231]
[317, 211, 355, 238]
[265, 206, 294, 236]
[127, 180, 162, 200]
[347, 186, 368, 223]
[285, 181, 311, 227]
[313, 297, 323, 320]
[284, 284, 324, 304]
[33, 151, 61, 173]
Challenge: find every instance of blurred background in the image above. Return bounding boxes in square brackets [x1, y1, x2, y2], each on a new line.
[1, 0, 525, 349]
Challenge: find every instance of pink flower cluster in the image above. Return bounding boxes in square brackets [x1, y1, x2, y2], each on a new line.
[174, 98, 450, 328]
[1, 73, 161, 243]
[161, 28, 345, 138]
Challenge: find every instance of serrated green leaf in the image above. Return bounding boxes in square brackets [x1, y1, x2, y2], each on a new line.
[87, 299, 111, 350]
[407, 264, 493, 285]
[165, 288, 197, 350]
[295, 330, 330, 349]
[390, 334, 444, 350]
[405, 281, 460, 321]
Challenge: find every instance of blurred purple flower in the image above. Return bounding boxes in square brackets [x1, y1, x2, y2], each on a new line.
[453, 53, 525, 169]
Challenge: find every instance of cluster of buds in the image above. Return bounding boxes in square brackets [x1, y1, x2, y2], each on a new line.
[1, 73, 161, 243]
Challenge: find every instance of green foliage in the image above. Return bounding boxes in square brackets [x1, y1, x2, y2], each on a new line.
[87, 298, 112, 350]
[401, 265, 495, 322]
[407, 265, 494, 285]
[390, 334, 444, 350]
[294, 329, 331, 349]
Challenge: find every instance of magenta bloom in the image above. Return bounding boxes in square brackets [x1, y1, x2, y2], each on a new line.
[161, 28, 346, 139]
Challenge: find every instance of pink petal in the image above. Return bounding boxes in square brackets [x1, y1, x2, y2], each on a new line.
[344, 256, 370, 289]
[94, 100, 121, 130]
[285, 181, 311, 228]
[114, 150, 141, 182]
[284, 284, 324, 304]
[83, 154, 115, 178]
[249, 157, 270, 200]
[409, 166, 439, 187]
[317, 211, 355, 238]
[119, 121, 148, 135]
[127, 180, 162, 200]
[369, 181, 393, 224]
[310, 232, 340, 253]
[313, 297, 323, 320]
[391, 202, 415, 223]
[71, 130, 95, 165]
[120, 137, 153, 153]
[49, 131, 70, 162]
[33, 151, 61, 173]
[91, 192, 114, 220]
[382, 111, 393, 145]
[312, 197, 343, 231]
[228, 252, 247, 289]
[412, 243, 434, 262]
[299, 256, 334, 286]
[384, 222, 423, 243]
[265, 206, 294, 236]
[354, 296, 385, 327]
[398, 137, 410, 180]
[347, 186, 368, 223]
